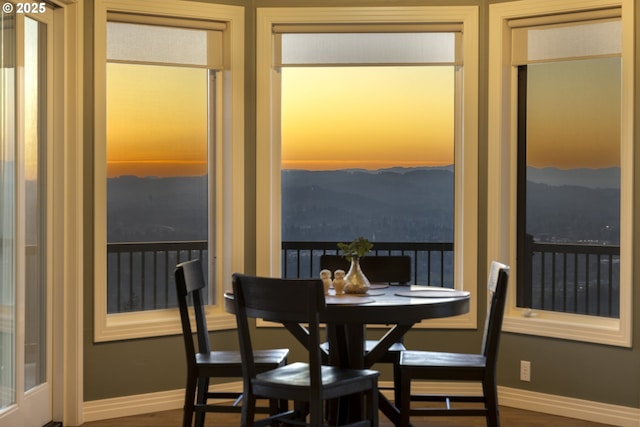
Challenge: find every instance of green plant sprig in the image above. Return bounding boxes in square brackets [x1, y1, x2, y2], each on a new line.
[337, 237, 373, 260]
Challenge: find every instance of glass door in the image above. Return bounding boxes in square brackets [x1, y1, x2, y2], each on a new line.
[0, 5, 54, 426]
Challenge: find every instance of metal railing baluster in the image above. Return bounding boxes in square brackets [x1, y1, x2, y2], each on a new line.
[104, 240, 619, 317]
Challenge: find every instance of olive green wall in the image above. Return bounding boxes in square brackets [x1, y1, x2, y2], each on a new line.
[83, 0, 640, 413]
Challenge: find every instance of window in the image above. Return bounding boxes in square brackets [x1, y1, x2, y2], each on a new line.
[256, 6, 479, 329]
[280, 65, 455, 286]
[488, 0, 633, 346]
[94, 0, 245, 341]
[1, 10, 17, 411]
[517, 58, 621, 318]
[1, 4, 58, 424]
[281, 65, 455, 241]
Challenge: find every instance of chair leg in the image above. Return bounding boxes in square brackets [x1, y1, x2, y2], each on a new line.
[294, 401, 310, 423]
[240, 392, 258, 427]
[309, 398, 324, 427]
[183, 375, 197, 427]
[326, 397, 339, 424]
[399, 369, 412, 427]
[368, 381, 379, 426]
[276, 399, 288, 415]
[483, 379, 500, 427]
[269, 398, 287, 427]
[194, 377, 209, 427]
[393, 359, 402, 406]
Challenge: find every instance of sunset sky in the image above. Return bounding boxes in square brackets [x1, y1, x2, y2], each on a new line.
[107, 63, 208, 178]
[106, 59, 620, 178]
[281, 66, 454, 171]
[526, 57, 620, 169]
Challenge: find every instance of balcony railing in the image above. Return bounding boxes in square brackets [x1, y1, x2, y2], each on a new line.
[107, 241, 207, 313]
[105, 240, 454, 313]
[105, 239, 619, 318]
[520, 239, 620, 318]
[281, 241, 454, 287]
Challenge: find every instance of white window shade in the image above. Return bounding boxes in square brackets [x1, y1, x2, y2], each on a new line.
[277, 32, 459, 66]
[512, 18, 621, 65]
[107, 22, 223, 69]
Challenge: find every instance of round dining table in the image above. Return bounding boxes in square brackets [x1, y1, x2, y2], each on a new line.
[224, 284, 470, 426]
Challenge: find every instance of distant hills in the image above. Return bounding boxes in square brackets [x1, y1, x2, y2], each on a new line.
[526, 166, 620, 189]
[281, 167, 454, 242]
[106, 166, 620, 245]
[525, 178, 619, 244]
[107, 175, 208, 242]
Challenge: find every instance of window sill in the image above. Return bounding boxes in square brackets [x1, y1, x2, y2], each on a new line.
[503, 308, 630, 348]
[94, 306, 236, 342]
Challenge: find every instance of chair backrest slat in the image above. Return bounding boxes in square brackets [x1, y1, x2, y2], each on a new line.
[481, 261, 509, 362]
[320, 254, 411, 284]
[175, 259, 212, 367]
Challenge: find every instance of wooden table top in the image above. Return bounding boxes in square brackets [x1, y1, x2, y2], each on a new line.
[225, 285, 470, 325]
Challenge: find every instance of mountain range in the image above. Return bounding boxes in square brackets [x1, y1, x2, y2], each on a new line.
[106, 166, 620, 245]
[526, 166, 620, 189]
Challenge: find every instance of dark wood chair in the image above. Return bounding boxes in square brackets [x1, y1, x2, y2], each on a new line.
[320, 254, 410, 404]
[232, 273, 379, 427]
[174, 260, 289, 427]
[397, 261, 510, 427]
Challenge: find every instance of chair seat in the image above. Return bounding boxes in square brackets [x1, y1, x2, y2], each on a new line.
[366, 340, 406, 353]
[196, 348, 289, 370]
[253, 362, 379, 400]
[401, 350, 486, 369]
[320, 340, 406, 354]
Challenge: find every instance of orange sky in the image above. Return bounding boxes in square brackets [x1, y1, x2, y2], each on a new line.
[106, 59, 620, 177]
[281, 66, 455, 171]
[526, 57, 620, 169]
[106, 63, 208, 177]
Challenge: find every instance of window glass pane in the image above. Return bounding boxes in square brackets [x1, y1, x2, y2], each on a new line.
[281, 66, 455, 286]
[107, 22, 208, 66]
[106, 63, 209, 313]
[520, 57, 621, 317]
[281, 33, 456, 65]
[23, 16, 47, 392]
[0, 11, 16, 411]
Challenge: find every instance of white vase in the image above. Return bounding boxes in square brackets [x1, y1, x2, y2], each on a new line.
[344, 257, 370, 294]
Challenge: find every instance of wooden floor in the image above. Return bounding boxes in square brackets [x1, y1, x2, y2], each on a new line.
[81, 406, 612, 426]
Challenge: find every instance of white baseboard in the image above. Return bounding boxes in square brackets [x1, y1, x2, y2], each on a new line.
[497, 386, 640, 427]
[83, 380, 640, 427]
[82, 381, 243, 423]
[407, 382, 640, 427]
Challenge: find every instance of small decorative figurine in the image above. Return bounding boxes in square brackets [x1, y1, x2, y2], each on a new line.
[320, 269, 332, 295]
[332, 269, 346, 295]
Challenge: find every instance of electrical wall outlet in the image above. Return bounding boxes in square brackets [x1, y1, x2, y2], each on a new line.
[520, 360, 531, 382]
